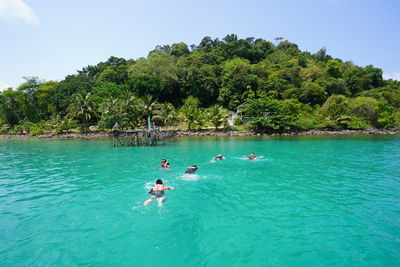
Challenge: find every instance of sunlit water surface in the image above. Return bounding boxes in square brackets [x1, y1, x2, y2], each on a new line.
[1, 135, 399, 266]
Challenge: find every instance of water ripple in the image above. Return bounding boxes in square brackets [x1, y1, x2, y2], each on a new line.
[1, 136, 400, 265]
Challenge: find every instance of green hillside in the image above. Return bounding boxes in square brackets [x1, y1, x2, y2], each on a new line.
[1, 34, 400, 134]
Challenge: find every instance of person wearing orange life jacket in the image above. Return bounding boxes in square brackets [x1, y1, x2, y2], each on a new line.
[144, 179, 174, 205]
[160, 159, 170, 168]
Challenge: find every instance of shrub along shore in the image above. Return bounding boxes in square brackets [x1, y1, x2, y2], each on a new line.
[1, 128, 399, 140]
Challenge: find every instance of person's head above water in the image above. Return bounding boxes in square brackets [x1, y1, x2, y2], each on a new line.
[160, 159, 170, 168]
[156, 179, 163, 184]
[248, 152, 256, 159]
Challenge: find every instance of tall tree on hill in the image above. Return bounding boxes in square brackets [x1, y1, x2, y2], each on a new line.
[1, 90, 23, 126]
[17, 77, 43, 122]
[171, 42, 190, 57]
[128, 51, 180, 103]
[219, 58, 258, 109]
[53, 75, 96, 113]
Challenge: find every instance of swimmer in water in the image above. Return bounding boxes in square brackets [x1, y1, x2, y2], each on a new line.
[144, 179, 174, 205]
[213, 154, 224, 161]
[185, 165, 199, 174]
[160, 159, 170, 168]
[247, 152, 256, 160]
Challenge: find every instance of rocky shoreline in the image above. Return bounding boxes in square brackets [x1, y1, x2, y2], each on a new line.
[0, 132, 113, 139]
[0, 128, 399, 140]
[177, 128, 400, 137]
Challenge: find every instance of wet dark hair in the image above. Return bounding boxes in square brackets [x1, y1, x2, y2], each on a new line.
[156, 179, 163, 184]
[193, 165, 198, 168]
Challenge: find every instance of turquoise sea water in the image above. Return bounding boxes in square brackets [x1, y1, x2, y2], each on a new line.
[1, 135, 399, 266]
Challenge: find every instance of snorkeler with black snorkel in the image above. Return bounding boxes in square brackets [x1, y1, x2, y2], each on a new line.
[185, 165, 200, 174]
[213, 154, 224, 161]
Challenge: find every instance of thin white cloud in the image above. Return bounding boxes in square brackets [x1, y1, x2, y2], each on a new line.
[0, 80, 11, 91]
[383, 72, 400, 81]
[0, 0, 39, 25]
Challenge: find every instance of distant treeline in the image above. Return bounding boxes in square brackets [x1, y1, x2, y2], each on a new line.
[1, 34, 400, 134]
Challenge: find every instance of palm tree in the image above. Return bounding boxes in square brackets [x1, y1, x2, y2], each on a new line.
[153, 102, 177, 128]
[179, 96, 201, 131]
[99, 97, 124, 129]
[51, 115, 73, 134]
[193, 107, 206, 130]
[67, 92, 97, 132]
[206, 105, 228, 130]
[138, 94, 158, 128]
[179, 104, 196, 131]
[120, 94, 142, 129]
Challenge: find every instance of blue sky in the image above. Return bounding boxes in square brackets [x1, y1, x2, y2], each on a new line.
[0, 0, 399, 90]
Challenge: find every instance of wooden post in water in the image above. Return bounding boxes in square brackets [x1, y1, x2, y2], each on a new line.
[112, 122, 120, 147]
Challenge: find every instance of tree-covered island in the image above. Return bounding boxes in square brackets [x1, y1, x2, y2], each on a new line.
[1, 34, 399, 135]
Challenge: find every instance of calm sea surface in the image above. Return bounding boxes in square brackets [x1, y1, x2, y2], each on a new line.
[0, 135, 399, 266]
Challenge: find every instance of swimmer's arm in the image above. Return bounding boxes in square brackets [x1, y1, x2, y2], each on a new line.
[165, 186, 174, 190]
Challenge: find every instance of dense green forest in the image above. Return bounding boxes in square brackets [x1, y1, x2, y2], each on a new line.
[1, 34, 400, 135]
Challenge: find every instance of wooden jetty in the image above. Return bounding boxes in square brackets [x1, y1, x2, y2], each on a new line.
[112, 128, 177, 146]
